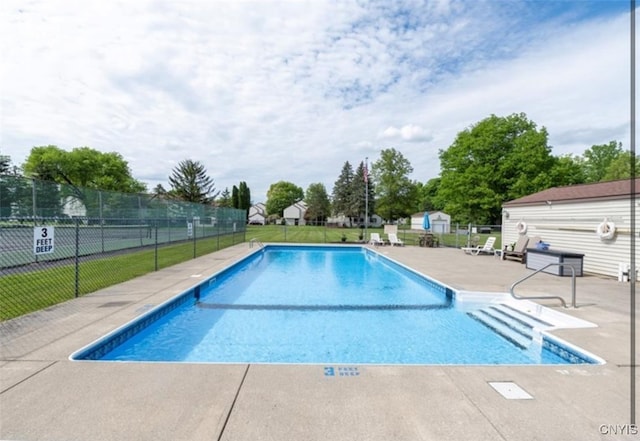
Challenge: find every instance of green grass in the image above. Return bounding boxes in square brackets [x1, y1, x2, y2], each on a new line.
[246, 224, 501, 249]
[0, 234, 240, 321]
[2, 225, 501, 321]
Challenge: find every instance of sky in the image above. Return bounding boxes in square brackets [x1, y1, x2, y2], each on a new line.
[0, 0, 634, 203]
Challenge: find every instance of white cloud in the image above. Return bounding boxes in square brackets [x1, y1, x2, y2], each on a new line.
[380, 124, 433, 142]
[0, 1, 632, 202]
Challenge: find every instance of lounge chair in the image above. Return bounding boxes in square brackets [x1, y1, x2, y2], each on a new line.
[503, 235, 530, 263]
[369, 233, 385, 246]
[388, 233, 404, 246]
[461, 236, 497, 255]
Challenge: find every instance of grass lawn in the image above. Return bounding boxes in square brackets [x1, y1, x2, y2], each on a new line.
[2, 225, 501, 321]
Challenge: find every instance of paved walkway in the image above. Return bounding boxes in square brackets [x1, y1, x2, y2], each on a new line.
[1, 243, 637, 440]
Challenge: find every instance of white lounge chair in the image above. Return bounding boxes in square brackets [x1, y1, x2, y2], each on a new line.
[461, 236, 497, 255]
[388, 233, 404, 246]
[369, 233, 385, 246]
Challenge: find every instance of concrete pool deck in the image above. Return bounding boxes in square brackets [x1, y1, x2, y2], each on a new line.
[1, 243, 637, 440]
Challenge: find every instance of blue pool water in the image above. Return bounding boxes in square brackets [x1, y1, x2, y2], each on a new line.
[73, 245, 598, 365]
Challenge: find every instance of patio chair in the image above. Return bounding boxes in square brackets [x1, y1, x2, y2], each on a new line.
[461, 236, 497, 255]
[503, 235, 530, 263]
[369, 233, 385, 246]
[388, 233, 404, 246]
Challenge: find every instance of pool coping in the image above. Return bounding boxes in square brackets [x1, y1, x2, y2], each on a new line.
[1, 242, 636, 441]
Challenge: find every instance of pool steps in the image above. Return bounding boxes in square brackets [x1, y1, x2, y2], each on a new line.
[468, 304, 550, 350]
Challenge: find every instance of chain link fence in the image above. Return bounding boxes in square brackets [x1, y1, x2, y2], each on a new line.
[0, 175, 246, 321]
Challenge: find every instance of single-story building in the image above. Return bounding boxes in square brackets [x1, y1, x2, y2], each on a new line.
[283, 201, 307, 226]
[327, 213, 383, 227]
[410, 211, 451, 234]
[502, 178, 638, 279]
[248, 202, 266, 225]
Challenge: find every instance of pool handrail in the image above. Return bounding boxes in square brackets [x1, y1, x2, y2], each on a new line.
[510, 262, 578, 308]
[249, 238, 264, 248]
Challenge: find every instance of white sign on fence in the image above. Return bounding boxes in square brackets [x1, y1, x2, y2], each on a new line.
[187, 222, 193, 238]
[33, 226, 55, 255]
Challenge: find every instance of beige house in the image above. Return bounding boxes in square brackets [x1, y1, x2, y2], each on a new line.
[283, 201, 307, 226]
[502, 178, 638, 279]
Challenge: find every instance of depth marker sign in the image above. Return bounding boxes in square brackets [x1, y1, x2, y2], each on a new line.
[33, 226, 55, 255]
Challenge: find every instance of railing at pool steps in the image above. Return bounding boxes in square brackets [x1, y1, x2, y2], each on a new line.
[510, 262, 578, 308]
[249, 238, 264, 248]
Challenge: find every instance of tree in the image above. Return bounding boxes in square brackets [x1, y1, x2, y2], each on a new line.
[266, 181, 304, 216]
[0, 155, 10, 174]
[371, 148, 415, 222]
[168, 159, 219, 204]
[417, 178, 443, 212]
[602, 151, 640, 181]
[437, 113, 556, 224]
[22, 145, 147, 217]
[547, 154, 586, 187]
[304, 183, 331, 225]
[231, 185, 239, 208]
[581, 141, 623, 182]
[238, 181, 251, 214]
[331, 161, 357, 225]
[23, 146, 146, 194]
[352, 161, 375, 225]
[217, 188, 233, 208]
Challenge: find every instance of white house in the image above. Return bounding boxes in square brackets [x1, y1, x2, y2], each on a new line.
[410, 211, 451, 234]
[327, 213, 383, 227]
[248, 202, 267, 225]
[502, 178, 639, 279]
[283, 201, 307, 226]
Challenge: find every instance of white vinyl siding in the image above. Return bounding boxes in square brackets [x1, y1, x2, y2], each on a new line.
[502, 199, 637, 278]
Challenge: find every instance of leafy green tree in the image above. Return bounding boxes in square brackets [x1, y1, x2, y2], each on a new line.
[581, 141, 623, 182]
[438, 113, 556, 224]
[547, 154, 586, 187]
[417, 178, 443, 212]
[304, 183, 331, 225]
[602, 151, 640, 181]
[266, 181, 304, 216]
[372, 148, 415, 222]
[23, 145, 146, 217]
[168, 159, 219, 204]
[23, 146, 146, 193]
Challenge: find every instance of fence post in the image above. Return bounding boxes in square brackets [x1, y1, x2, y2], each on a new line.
[75, 217, 80, 298]
[154, 219, 158, 271]
[192, 217, 196, 259]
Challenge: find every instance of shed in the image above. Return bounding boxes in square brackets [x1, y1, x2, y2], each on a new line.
[283, 201, 307, 226]
[502, 178, 639, 279]
[410, 211, 451, 234]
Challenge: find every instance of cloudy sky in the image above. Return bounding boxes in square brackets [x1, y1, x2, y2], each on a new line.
[0, 0, 633, 202]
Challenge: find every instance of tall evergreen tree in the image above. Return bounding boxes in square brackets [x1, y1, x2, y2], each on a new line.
[332, 161, 357, 225]
[168, 159, 219, 204]
[232, 185, 239, 208]
[352, 161, 375, 225]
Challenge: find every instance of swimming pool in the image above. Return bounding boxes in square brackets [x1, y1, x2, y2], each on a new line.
[72, 245, 603, 365]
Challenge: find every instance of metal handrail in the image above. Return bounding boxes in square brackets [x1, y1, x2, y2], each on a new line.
[249, 238, 264, 248]
[510, 262, 578, 308]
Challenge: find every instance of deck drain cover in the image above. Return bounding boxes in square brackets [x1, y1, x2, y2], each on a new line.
[488, 382, 533, 400]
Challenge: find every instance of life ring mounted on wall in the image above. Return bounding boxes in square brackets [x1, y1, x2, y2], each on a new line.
[596, 218, 615, 240]
[515, 220, 527, 235]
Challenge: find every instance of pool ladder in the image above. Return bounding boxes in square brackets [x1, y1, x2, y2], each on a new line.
[509, 262, 577, 308]
[249, 238, 264, 248]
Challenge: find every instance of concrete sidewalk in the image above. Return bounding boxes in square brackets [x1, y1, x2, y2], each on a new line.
[1, 243, 637, 440]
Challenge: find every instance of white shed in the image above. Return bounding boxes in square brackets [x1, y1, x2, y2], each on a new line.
[283, 201, 307, 226]
[410, 211, 451, 234]
[502, 178, 639, 279]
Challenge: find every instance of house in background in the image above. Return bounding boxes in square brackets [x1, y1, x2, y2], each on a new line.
[248, 202, 267, 225]
[502, 178, 638, 279]
[283, 201, 307, 226]
[327, 213, 383, 227]
[410, 211, 451, 234]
